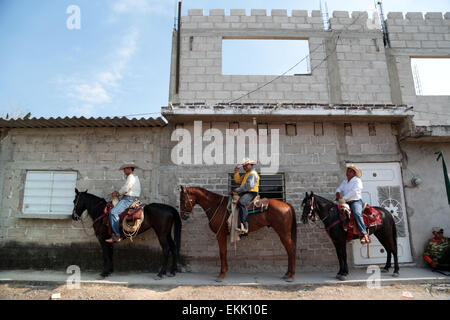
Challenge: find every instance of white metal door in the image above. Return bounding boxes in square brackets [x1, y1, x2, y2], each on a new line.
[351, 162, 413, 264]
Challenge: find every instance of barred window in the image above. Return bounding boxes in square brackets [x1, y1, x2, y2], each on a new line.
[228, 173, 285, 201]
[22, 171, 77, 216]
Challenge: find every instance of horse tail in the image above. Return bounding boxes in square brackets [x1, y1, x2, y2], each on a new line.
[392, 217, 398, 248]
[171, 206, 182, 255]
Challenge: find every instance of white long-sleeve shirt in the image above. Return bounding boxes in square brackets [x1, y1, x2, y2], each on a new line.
[336, 176, 363, 201]
[119, 173, 141, 197]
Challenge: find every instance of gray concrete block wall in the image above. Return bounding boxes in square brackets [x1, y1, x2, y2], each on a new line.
[386, 12, 450, 126]
[399, 141, 450, 265]
[0, 120, 401, 271]
[172, 9, 389, 106]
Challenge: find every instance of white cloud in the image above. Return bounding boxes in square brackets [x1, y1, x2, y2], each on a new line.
[68, 83, 112, 104]
[62, 28, 139, 117]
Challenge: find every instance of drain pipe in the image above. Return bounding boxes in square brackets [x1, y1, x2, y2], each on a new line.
[175, 1, 182, 94]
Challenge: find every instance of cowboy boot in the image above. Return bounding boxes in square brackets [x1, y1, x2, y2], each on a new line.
[105, 234, 121, 243]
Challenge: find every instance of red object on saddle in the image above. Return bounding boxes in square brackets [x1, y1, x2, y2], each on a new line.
[339, 204, 382, 241]
[102, 202, 144, 236]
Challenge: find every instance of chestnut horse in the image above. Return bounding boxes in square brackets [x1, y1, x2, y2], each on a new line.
[180, 186, 297, 282]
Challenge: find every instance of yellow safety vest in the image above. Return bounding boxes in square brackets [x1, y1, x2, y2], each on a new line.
[234, 169, 260, 193]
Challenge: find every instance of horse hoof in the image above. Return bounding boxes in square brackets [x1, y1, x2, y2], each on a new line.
[215, 277, 224, 283]
[285, 277, 294, 283]
[381, 268, 389, 273]
[392, 272, 399, 278]
[337, 275, 347, 281]
[154, 275, 165, 280]
[167, 272, 176, 277]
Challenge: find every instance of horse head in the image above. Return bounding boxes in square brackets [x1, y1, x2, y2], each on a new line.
[72, 188, 88, 221]
[179, 185, 195, 220]
[301, 191, 318, 224]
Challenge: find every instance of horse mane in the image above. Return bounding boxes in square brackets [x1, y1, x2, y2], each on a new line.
[188, 186, 228, 201]
[82, 191, 106, 203]
[313, 194, 334, 205]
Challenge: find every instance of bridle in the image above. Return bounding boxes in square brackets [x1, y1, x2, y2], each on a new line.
[302, 194, 321, 222]
[72, 193, 83, 221]
[181, 187, 227, 235]
[181, 188, 195, 218]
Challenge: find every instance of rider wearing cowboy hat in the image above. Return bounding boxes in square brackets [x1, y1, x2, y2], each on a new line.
[105, 163, 141, 243]
[233, 158, 260, 234]
[335, 165, 370, 244]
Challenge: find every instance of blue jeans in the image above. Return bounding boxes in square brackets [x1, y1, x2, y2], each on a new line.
[349, 199, 367, 235]
[110, 196, 138, 236]
[236, 192, 258, 229]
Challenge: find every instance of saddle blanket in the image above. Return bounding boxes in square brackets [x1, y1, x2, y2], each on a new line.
[330, 204, 382, 241]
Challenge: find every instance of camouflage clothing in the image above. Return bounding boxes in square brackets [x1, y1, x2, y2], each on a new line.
[424, 237, 450, 263]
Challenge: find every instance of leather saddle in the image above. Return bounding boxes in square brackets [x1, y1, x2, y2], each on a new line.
[246, 195, 270, 211]
[335, 203, 382, 240]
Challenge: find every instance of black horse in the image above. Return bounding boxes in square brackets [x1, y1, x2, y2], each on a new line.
[301, 192, 399, 280]
[72, 188, 182, 279]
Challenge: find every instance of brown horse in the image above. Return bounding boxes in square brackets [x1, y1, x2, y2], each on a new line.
[179, 186, 297, 282]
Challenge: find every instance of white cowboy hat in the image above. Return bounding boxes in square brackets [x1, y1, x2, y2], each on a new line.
[241, 157, 257, 166]
[119, 163, 140, 170]
[346, 165, 362, 178]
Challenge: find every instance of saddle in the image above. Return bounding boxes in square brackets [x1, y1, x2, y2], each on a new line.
[228, 194, 270, 214]
[103, 201, 145, 236]
[331, 203, 382, 241]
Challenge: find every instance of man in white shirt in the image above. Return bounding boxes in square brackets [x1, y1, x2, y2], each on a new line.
[335, 165, 370, 244]
[105, 164, 141, 243]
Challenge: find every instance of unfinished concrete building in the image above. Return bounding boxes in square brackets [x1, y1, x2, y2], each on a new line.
[0, 8, 449, 273]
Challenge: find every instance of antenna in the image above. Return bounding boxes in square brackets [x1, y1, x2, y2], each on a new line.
[320, 0, 330, 30]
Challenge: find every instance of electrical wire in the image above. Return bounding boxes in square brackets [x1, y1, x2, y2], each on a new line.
[224, 11, 372, 104]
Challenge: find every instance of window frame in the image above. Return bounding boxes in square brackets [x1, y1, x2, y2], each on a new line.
[20, 170, 78, 219]
[228, 172, 285, 202]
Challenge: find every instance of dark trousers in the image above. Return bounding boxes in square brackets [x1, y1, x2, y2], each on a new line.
[436, 246, 450, 271]
[236, 192, 258, 229]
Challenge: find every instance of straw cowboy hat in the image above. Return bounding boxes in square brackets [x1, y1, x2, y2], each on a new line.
[119, 163, 140, 170]
[241, 157, 257, 166]
[346, 165, 362, 178]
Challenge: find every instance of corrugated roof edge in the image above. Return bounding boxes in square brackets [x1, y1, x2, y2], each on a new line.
[0, 116, 167, 129]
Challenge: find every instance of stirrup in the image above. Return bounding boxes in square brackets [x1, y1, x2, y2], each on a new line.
[360, 235, 371, 244]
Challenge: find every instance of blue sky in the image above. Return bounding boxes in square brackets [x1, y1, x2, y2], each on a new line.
[0, 0, 448, 119]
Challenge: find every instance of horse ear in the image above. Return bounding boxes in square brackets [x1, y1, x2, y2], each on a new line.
[310, 191, 314, 196]
[180, 185, 185, 192]
[84, 189, 88, 193]
[75, 188, 79, 194]
[305, 192, 309, 197]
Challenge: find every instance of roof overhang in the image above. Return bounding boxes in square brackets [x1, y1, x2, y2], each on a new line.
[0, 117, 167, 129]
[162, 103, 414, 123]
[401, 125, 450, 142]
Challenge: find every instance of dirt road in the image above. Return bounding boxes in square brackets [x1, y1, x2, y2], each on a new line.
[0, 282, 449, 300]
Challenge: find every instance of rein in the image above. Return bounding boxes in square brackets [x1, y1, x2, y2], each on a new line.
[75, 197, 106, 238]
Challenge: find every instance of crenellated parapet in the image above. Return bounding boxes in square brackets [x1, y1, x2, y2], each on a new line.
[182, 9, 382, 31]
[386, 12, 450, 48]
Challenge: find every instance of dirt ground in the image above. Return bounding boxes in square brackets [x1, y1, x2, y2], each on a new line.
[0, 282, 449, 300]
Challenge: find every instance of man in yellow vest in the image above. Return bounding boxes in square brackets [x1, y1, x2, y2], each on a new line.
[233, 158, 260, 234]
